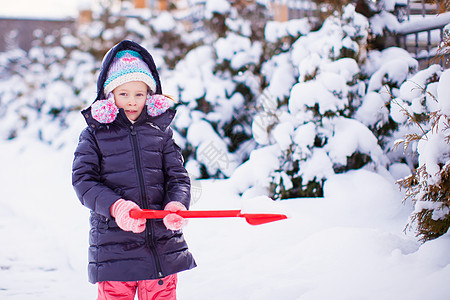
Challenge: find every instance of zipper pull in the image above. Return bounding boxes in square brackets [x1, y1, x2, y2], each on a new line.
[158, 272, 164, 285]
[130, 125, 137, 136]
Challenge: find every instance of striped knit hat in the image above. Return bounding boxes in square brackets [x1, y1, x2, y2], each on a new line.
[103, 50, 157, 95]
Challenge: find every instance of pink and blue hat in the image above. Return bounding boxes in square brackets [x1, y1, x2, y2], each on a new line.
[90, 46, 171, 124]
[103, 50, 157, 95]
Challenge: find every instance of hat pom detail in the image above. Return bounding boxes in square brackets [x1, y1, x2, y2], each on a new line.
[147, 94, 170, 117]
[91, 93, 119, 123]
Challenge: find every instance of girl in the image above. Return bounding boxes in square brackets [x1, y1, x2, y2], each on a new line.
[72, 40, 196, 299]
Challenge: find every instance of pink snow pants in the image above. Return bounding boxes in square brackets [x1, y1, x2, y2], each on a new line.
[97, 274, 177, 300]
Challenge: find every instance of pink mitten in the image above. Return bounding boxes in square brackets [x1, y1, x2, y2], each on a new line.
[163, 201, 188, 231]
[110, 199, 146, 233]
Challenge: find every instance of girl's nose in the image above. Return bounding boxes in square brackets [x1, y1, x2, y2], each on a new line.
[128, 98, 137, 106]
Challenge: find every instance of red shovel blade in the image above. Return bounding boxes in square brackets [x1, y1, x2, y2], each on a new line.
[130, 209, 288, 225]
[239, 213, 288, 225]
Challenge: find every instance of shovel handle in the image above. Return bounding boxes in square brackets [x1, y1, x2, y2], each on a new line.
[130, 209, 242, 219]
[130, 209, 168, 219]
[130, 209, 288, 225]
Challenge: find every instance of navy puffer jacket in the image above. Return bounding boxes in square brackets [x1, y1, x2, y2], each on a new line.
[72, 40, 196, 283]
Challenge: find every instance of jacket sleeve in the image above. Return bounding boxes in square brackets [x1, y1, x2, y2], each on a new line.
[162, 127, 191, 209]
[72, 127, 122, 217]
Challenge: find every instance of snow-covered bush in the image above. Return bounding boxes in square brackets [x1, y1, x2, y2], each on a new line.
[395, 68, 450, 242]
[1, 3, 449, 243]
[165, 31, 262, 178]
[0, 43, 97, 144]
[435, 23, 450, 68]
[0, 4, 201, 146]
[230, 4, 386, 199]
[202, 0, 232, 38]
[386, 64, 440, 164]
[163, 2, 278, 179]
[149, 12, 204, 69]
[76, 5, 128, 60]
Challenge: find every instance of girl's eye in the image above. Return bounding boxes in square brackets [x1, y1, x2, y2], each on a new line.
[119, 93, 127, 97]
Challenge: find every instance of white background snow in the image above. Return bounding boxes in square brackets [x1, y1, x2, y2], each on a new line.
[2, 125, 450, 299]
[1, 1, 450, 299]
[0, 0, 94, 19]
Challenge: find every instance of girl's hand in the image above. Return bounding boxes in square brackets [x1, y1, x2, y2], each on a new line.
[163, 201, 188, 231]
[110, 199, 146, 233]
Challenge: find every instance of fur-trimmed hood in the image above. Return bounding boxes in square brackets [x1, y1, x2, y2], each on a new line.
[82, 40, 172, 129]
[97, 40, 162, 99]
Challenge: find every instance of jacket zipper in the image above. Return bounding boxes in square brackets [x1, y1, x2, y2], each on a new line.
[130, 125, 165, 281]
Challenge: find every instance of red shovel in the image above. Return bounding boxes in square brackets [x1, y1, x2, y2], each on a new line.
[130, 209, 288, 225]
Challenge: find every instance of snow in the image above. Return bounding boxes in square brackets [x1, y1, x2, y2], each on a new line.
[150, 12, 177, 32]
[204, 0, 231, 18]
[322, 58, 360, 82]
[215, 33, 261, 69]
[366, 47, 418, 93]
[2, 138, 450, 299]
[262, 53, 297, 100]
[399, 64, 441, 103]
[0, 0, 93, 19]
[187, 118, 239, 177]
[437, 69, 450, 115]
[1, 2, 450, 299]
[397, 12, 450, 35]
[272, 122, 294, 151]
[298, 148, 334, 183]
[324, 117, 388, 167]
[417, 118, 450, 185]
[252, 112, 273, 145]
[370, 10, 400, 35]
[355, 91, 389, 127]
[289, 76, 348, 115]
[227, 145, 282, 194]
[264, 19, 311, 43]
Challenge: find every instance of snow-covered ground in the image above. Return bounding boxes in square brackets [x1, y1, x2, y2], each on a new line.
[1, 125, 449, 299]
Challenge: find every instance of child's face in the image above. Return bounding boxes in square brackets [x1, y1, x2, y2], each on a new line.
[113, 81, 148, 122]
